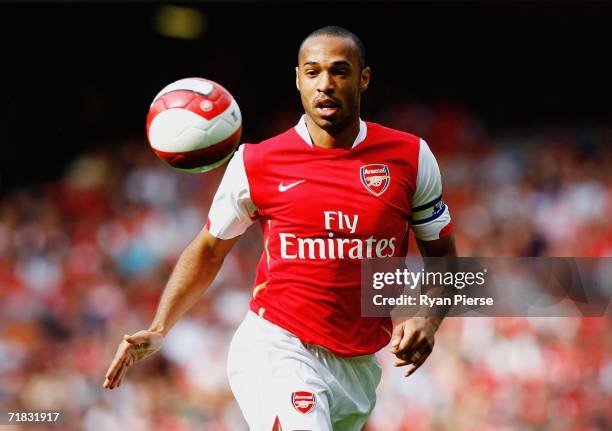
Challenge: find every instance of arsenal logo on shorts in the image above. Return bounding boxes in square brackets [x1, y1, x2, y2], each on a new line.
[360, 164, 390, 196]
[291, 391, 316, 414]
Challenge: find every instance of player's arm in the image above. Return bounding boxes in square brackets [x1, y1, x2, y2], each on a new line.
[148, 229, 239, 336]
[103, 229, 238, 389]
[103, 144, 257, 389]
[391, 139, 455, 377]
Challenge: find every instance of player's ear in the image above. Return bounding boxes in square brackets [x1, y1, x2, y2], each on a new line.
[295, 66, 300, 91]
[360, 67, 371, 93]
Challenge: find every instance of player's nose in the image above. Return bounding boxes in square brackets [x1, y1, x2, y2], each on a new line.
[317, 71, 334, 93]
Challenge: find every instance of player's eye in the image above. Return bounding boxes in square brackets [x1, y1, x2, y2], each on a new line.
[305, 70, 319, 77]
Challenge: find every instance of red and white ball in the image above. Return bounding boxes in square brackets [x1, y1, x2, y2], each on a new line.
[146, 78, 242, 173]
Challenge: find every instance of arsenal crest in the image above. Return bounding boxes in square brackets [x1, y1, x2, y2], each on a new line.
[291, 391, 316, 414]
[360, 164, 390, 196]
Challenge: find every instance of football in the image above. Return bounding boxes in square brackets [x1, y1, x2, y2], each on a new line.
[146, 77, 242, 173]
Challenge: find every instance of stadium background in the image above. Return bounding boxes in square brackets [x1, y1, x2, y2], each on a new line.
[1, 2, 611, 430]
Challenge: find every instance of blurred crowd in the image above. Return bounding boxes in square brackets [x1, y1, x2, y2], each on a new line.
[0, 102, 611, 430]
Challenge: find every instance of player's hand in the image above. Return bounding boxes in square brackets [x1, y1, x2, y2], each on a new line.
[102, 330, 164, 389]
[390, 317, 439, 377]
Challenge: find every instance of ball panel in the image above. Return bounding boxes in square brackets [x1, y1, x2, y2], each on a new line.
[152, 77, 214, 102]
[150, 90, 233, 123]
[205, 98, 242, 144]
[183, 91, 232, 121]
[152, 126, 241, 171]
[148, 109, 213, 152]
[160, 90, 198, 109]
[217, 97, 242, 130]
[146, 98, 167, 135]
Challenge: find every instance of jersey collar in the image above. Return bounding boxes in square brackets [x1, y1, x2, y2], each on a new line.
[294, 115, 367, 149]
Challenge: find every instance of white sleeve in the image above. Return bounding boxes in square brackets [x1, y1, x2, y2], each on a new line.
[206, 145, 258, 239]
[411, 139, 452, 241]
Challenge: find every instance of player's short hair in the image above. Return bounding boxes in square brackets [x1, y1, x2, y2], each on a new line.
[299, 26, 366, 70]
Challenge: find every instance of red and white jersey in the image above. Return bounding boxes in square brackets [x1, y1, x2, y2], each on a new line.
[207, 116, 452, 356]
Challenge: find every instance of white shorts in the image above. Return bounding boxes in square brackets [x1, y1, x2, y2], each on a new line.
[227, 311, 382, 431]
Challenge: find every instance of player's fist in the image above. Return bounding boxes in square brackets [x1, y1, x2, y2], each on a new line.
[102, 330, 164, 389]
[390, 317, 440, 377]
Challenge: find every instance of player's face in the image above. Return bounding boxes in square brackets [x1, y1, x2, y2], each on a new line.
[296, 36, 370, 133]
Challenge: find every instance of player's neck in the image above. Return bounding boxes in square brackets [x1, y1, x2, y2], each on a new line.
[305, 115, 360, 150]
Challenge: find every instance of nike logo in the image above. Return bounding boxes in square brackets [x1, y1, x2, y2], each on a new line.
[278, 180, 306, 192]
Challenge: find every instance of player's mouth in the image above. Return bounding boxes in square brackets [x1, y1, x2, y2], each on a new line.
[314, 98, 340, 118]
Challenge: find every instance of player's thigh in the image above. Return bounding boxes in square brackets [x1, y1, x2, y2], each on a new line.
[332, 412, 370, 431]
[227, 315, 333, 430]
[329, 356, 381, 431]
[229, 358, 333, 431]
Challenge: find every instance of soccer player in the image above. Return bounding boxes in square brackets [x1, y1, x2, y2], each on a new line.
[103, 26, 456, 430]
